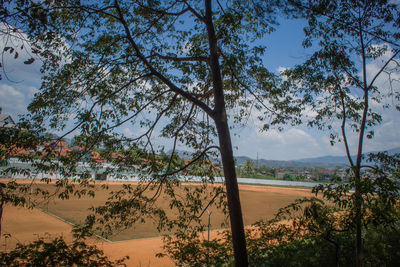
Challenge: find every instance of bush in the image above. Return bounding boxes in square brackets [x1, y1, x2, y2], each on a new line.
[0, 236, 127, 267]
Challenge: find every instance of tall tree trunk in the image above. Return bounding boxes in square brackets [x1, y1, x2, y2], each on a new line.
[215, 115, 249, 267]
[354, 18, 369, 266]
[203, 0, 248, 265]
[353, 168, 363, 267]
[0, 183, 4, 238]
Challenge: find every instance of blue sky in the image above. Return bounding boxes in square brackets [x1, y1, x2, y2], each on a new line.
[1, 15, 399, 161]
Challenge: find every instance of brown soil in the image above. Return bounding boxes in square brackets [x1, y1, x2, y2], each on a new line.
[1, 181, 311, 266]
[1, 205, 75, 250]
[0, 205, 173, 267]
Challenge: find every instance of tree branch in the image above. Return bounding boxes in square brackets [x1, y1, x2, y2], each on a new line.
[166, 103, 196, 174]
[105, 89, 172, 132]
[113, 0, 214, 117]
[182, 0, 206, 22]
[136, 1, 191, 17]
[151, 50, 209, 63]
[160, 145, 220, 177]
[226, 61, 277, 114]
[336, 77, 354, 168]
[289, 0, 400, 48]
[368, 49, 400, 90]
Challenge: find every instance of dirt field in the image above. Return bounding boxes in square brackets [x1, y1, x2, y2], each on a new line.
[1, 181, 311, 266]
[28, 182, 311, 241]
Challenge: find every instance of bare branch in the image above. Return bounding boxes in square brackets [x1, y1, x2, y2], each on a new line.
[136, 1, 191, 17]
[114, 0, 214, 117]
[360, 165, 379, 171]
[151, 50, 209, 63]
[335, 73, 354, 168]
[226, 61, 277, 114]
[181, 0, 206, 22]
[196, 189, 224, 219]
[368, 49, 400, 90]
[166, 103, 196, 174]
[106, 89, 173, 132]
[130, 94, 179, 145]
[160, 145, 220, 177]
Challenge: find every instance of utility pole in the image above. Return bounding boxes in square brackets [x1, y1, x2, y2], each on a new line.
[207, 210, 212, 241]
[256, 152, 259, 171]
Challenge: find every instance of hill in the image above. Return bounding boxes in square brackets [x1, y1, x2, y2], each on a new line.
[295, 147, 400, 165]
[235, 147, 400, 169]
[234, 156, 345, 169]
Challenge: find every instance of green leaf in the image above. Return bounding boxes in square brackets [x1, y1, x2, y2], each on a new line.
[24, 58, 35, 64]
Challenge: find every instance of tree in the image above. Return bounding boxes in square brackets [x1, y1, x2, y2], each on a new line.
[242, 160, 255, 176]
[161, 168, 400, 266]
[2, 1, 298, 266]
[0, 1, 39, 81]
[282, 173, 292, 181]
[283, 1, 400, 265]
[0, 236, 127, 266]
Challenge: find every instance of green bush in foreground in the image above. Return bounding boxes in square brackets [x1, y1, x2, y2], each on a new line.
[160, 200, 400, 267]
[161, 156, 400, 267]
[0, 237, 127, 267]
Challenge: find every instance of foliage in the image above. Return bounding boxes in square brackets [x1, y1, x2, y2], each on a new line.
[241, 160, 256, 175]
[284, 0, 399, 140]
[158, 229, 234, 267]
[73, 183, 228, 240]
[161, 148, 400, 266]
[162, 178, 400, 266]
[281, 0, 400, 265]
[282, 173, 293, 181]
[0, 236, 127, 267]
[2, 0, 399, 266]
[0, 0, 39, 80]
[0, 1, 303, 265]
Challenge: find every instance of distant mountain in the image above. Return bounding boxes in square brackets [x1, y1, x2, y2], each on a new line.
[165, 148, 400, 169]
[295, 147, 400, 165]
[235, 156, 345, 169]
[166, 149, 194, 158]
[294, 155, 350, 165]
[235, 147, 400, 169]
[166, 149, 219, 161]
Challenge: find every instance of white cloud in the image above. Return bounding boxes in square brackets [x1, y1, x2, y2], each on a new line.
[0, 84, 23, 97]
[0, 25, 41, 119]
[363, 109, 400, 152]
[1, 21, 398, 163]
[360, 43, 400, 152]
[277, 66, 287, 74]
[0, 84, 36, 118]
[0, 25, 42, 84]
[233, 126, 330, 160]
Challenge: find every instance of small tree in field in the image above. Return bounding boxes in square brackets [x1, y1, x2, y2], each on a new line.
[1, 1, 299, 266]
[284, 0, 400, 265]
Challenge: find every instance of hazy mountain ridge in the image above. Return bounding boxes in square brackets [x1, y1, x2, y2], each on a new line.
[235, 147, 400, 169]
[234, 156, 345, 169]
[163, 148, 400, 169]
[295, 147, 400, 164]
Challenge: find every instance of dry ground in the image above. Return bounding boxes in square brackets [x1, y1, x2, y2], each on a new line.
[1, 181, 311, 266]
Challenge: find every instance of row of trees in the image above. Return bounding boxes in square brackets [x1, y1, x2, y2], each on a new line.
[1, 0, 399, 266]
